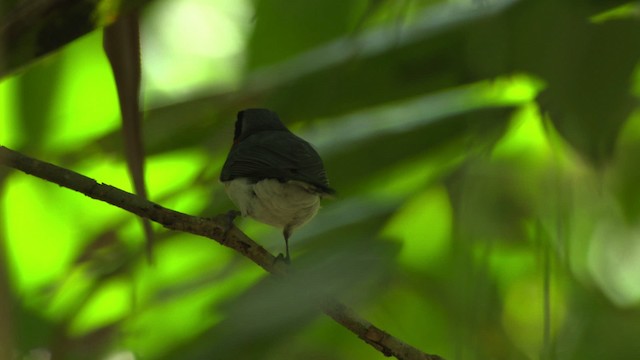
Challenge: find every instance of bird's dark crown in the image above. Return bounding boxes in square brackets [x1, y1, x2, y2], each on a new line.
[234, 108, 289, 143]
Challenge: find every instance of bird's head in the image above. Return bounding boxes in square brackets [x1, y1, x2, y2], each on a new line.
[233, 108, 289, 144]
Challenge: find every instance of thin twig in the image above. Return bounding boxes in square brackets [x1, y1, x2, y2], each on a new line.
[0, 145, 444, 360]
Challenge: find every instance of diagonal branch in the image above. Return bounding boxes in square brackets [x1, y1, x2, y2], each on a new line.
[0, 145, 444, 360]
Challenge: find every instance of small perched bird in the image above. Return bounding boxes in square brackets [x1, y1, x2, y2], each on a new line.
[220, 108, 334, 262]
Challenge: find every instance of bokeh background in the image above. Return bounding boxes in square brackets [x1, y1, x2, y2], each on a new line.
[2, 0, 640, 359]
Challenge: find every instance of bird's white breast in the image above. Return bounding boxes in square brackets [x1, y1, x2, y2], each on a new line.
[224, 178, 321, 231]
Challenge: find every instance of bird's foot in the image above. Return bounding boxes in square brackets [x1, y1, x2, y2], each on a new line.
[225, 210, 241, 222]
[274, 252, 291, 265]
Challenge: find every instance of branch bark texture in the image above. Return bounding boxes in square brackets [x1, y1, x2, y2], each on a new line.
[0, 145, 444, 360]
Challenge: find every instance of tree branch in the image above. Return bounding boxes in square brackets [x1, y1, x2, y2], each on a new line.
[0, 145, 444, 360]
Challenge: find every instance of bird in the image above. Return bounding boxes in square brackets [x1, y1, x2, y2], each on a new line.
[220, 108, 334, 263]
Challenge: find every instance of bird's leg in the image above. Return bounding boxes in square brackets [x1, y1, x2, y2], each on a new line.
[221, 210, 241, 240]
[274, 227, 292, 264]
[284, 235, 291, 263]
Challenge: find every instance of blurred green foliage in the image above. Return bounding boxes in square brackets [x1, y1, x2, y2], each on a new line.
[2, 0, 640, 359]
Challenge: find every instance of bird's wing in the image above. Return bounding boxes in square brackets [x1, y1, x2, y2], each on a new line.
[221, 131, 333, 193]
